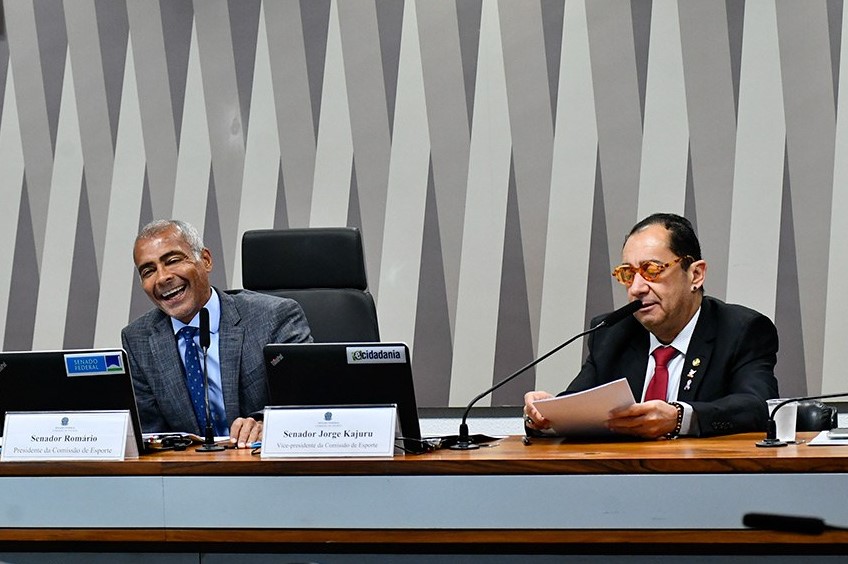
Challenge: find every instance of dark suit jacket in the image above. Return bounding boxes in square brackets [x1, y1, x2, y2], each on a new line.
[563, 296, 779, 436]
[121, 288, 312, 434]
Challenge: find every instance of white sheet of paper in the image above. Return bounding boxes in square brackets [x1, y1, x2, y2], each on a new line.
[532, 378, 636, 437]
[808, 430, 848, 446]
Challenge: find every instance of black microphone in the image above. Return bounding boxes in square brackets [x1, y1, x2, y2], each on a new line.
[597, 300, 645, 327]
[756, 391, 848, 447]
[196, 307, 224, 452]
[743, 512, 842, 535]
[199, 307, 210, 349]
[444, 300, 644, 450]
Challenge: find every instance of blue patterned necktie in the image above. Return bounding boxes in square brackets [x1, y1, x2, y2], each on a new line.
[177, 326, 214, 433]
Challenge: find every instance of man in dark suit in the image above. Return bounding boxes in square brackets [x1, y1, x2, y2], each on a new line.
[121, 220, 311, 447]
[523, 213, 779, 438]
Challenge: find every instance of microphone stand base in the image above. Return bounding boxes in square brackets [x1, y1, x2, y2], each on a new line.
[449, 441, 480, 451]
[756, 438, 788, 448]
[196, 443, 226, 452]
[438, 433, 500, 450]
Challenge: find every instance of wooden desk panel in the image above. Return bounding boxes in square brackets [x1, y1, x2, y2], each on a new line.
[1, 433, 847, 551]
[2, 433, 847, 476]
[2, 527, 848, 548]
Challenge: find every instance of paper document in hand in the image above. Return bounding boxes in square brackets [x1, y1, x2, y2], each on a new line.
[532, 378, 636, 437]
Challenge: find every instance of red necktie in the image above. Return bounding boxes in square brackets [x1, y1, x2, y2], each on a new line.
[645, 346, 678, 401]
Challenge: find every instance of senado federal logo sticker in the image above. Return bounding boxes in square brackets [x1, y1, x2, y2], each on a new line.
[64, 352, 126, 377]
[346, 346, 406, 364]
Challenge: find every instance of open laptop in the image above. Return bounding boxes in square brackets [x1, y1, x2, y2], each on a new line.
[263, 342, 425, 453]
[0, 348, 145, 455]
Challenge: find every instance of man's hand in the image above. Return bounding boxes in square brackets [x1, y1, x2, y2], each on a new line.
[230, 416, 262, 448]
[607, 400, 678, 438]
[523, 391, 554, 430]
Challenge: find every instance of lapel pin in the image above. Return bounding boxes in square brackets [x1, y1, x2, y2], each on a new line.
[684, 379, 692, 391]
[687, 369, 696, 379]
[692, 358, 701, 367]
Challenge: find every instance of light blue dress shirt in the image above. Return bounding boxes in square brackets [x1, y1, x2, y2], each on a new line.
[172, 291, 228, 436]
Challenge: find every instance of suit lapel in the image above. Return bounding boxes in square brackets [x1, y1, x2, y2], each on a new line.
[621, 320, 650, 400]
[147, 315, 199, 433]
[677, 298, 717, 402]
[218, 290, 244, 422]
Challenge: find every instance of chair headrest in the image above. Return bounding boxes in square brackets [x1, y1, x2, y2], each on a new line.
[795, 399, 838, 432]
[242, 227, 369, 290]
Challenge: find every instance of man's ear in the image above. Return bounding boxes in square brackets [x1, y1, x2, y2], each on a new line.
[690, 260, 706, 290]
[201, 248, 213, 272]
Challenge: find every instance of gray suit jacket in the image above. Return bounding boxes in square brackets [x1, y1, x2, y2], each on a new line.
[121, 288, 312, 434]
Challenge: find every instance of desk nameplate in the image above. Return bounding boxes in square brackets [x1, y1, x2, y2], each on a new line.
[261, 405, 397, 458]
[1, 410, 137, 461]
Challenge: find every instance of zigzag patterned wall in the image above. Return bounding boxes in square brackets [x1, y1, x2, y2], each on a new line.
[0, 0, 845, 407]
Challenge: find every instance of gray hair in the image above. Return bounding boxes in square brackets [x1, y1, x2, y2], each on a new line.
[137, 219, 205, 260]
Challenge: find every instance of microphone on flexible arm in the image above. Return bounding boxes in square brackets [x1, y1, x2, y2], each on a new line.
[196, 307, 224, 452]
[443, 300, 644, 450]
[743, 512, 847, 534]
[755, 391, 848, 447]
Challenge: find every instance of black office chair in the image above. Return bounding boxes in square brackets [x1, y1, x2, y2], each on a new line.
[241, 227, 380, 343]
[795, 400, 838, 431]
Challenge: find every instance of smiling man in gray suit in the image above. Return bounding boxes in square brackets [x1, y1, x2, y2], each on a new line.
[121, 220, 311, 447]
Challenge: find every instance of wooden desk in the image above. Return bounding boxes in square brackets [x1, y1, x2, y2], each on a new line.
[1, 432, 848, 555]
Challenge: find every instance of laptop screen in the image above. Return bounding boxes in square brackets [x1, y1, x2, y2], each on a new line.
[0, 348, 145, 454]
[263, 342, 424, 453]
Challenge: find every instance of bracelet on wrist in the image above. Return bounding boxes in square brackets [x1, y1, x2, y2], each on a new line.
[666, 401, 684, 439]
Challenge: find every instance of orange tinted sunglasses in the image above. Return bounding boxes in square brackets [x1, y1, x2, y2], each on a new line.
[611, 256, 692, 286]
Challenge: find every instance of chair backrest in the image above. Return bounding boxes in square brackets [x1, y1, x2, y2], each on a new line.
[795, 399, 838, 431]
[241, 227, 380, 342]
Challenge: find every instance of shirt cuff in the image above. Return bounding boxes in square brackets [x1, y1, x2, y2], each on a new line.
[677, 401, 697, 435]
